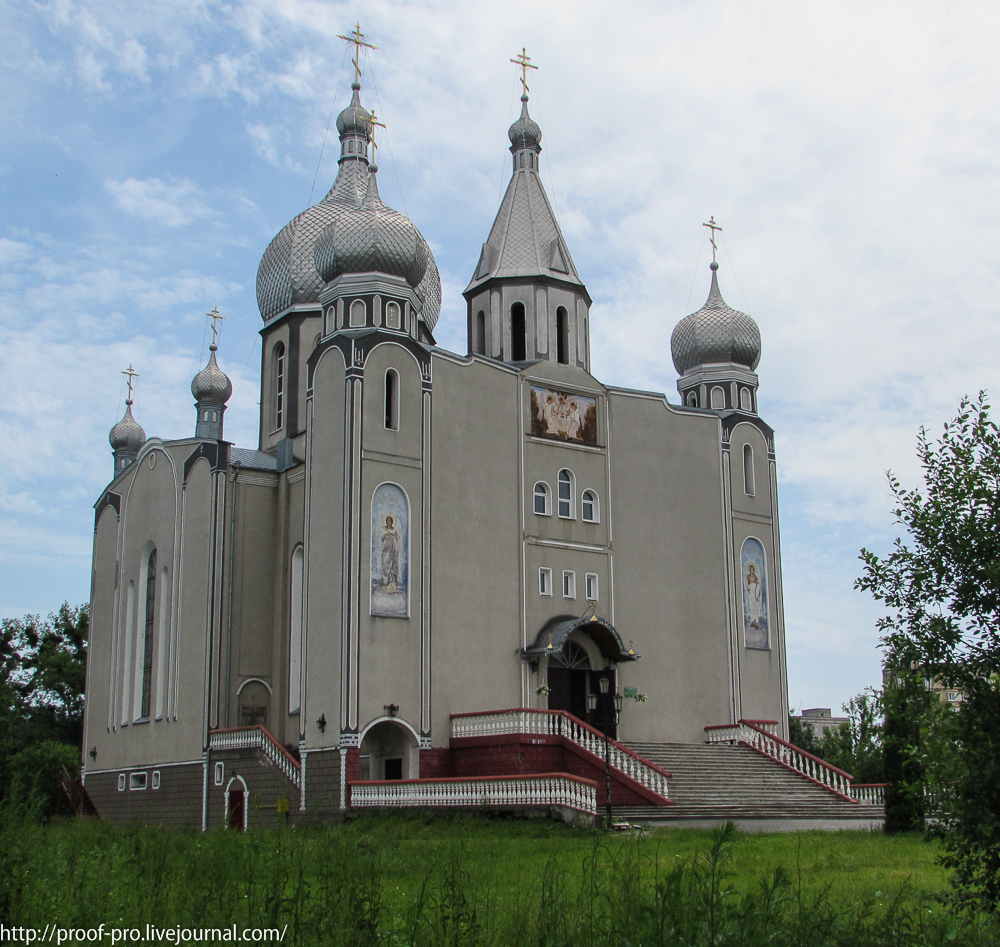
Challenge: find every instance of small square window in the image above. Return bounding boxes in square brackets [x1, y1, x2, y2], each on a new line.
[539, 567, 553, 596]
[117, 773, 126, 792]
[562, 570, 576, 599]
[151, 770, 161, 790]
[214, 762, 225, 786]
[585, 573, 599, 602]
[129, 772, 147, 791]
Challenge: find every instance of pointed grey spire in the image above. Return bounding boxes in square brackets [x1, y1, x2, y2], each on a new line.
[109, 399, 145, 475]
[192, 344, 232, 440]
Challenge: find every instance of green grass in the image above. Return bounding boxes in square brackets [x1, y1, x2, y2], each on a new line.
[1, 807, 996, 946]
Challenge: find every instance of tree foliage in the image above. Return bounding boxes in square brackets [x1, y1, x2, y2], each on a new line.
[789, 689, 884, 785]
[0, 603, 88, 814]
[857, 393, 1000, 910]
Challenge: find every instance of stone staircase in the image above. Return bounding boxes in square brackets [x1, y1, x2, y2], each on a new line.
[616, 742, 884, 825]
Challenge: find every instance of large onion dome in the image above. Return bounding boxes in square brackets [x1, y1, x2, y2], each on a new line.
[314, 168, 428, 291]
[109, 400, 145, 454]
[255, 84, 372, 322]
[191, 345, 233, 404]
[671, 262, 761, 374]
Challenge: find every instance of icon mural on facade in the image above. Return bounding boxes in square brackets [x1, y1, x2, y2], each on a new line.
[371, 483, 409, 618]
[529, 385, 598, 444]
[741, 537, 769, 649]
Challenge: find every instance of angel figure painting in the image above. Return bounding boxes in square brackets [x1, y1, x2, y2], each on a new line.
[371, 483, 409, 618]
[741, 538, 769, 649]
[529, 386, 598, 445]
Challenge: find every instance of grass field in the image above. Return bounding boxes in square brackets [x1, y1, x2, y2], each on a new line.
[2, 808, 997, 946]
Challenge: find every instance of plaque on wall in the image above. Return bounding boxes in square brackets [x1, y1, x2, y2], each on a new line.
[529, 385, 598, 445]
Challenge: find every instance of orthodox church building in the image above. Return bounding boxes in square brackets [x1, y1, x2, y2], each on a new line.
[82, 73, 789, 827]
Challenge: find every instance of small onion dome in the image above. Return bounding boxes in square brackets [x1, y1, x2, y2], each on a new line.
[671, 262, 761, 375]
[336, 82, 372, 139]
[191, 345, 233, 404]
[314, 168, 429, 291]
[109, 400, 146, 453]
[508, 94, 541, 150]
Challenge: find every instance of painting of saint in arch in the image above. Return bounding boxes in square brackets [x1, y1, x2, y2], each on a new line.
[741, 538, 769, 649]
[371, 484, 409, 618]
[530, 385, 598, 445]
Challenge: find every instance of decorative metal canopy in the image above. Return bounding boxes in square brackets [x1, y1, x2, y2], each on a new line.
[523, 614, 639, 663]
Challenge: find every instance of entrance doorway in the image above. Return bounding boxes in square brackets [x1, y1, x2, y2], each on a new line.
[359, 720, 417, 781]
[225, 777, 247, 830]
[547, 642, 618, 738]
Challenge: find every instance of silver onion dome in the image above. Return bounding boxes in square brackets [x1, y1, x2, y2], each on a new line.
[314, 168, 430, 291]
[671, 262, 761, 375]
[109, 400, 146, 453]
[191, 345, 233, 404]
[336, 82, 372, 138]
[508, 95, 541, 150]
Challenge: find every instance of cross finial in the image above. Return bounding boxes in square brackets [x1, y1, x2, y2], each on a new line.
[368, 108, 386, 164]
[205, 306, 225, 346]
[338, 21, 377, 85]
[510, 47, 538, 96]
[121, 365, 139, 402]
[703, 216, 723, 263]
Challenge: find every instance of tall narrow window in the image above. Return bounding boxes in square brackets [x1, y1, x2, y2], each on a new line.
[533, 481, 551, 515]
[585, 573, 599, 602]
[350, 299, 366, 327]
[558, 469, 575, 519]
[740, 387, 752, 411]
[386, 301, 401, 329]
[743, 444, 755, 496]
[556, 307, 569, 364]
[289, 545, 304, 714]
[475, 311, 486, 355]
[384, 369, 399, 430]
[539, 567, 552, 596]
[686, 391, 698, 407]
[562, 570, 576, 599]
[710, 386, 725, 409]
[511, 303, 526, 361]
[140, 549, 156, 719]
[274, 343, 285, 431]
[582, 490, 599, 523]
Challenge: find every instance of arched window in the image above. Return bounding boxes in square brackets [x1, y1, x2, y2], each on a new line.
[710, 386, 725, 410]
[557, 469, 575, 519]
[384, 369, 399, 430]
[511, 302, 526, 361]
[350, 299, 366, 327]
[475, 311, 486, 355]
[556, 307, 569, 364]
[582, 489, 599, 523]
[289, 545, 304, 714]
[533, 481, 551, 516]
[273, 343, 285, 431]
[686, 391, 698, 407]
[140, 549, 156, 720]
[740, 387, 752, 411]
[743, 444, 755, 496]
[325, 306, 335, 335]
[386, 301, 401, 329]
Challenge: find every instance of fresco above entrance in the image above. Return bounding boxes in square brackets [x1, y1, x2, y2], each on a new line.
[530, 385, 598, 445]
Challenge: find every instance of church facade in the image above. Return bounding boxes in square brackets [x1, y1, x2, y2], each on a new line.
[82, 78, 789, 827]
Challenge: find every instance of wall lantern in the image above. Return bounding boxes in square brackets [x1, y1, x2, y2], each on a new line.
[316, 713, 327, 733]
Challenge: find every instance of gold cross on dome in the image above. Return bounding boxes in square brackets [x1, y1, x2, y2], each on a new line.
[205, 306, 225, 345]
[338, 22, 378, 85]
[368, 109, 386, 162]
[703, 216, 723, 262]
[510, 47, 538, 95]
[121, 364, 139, 400]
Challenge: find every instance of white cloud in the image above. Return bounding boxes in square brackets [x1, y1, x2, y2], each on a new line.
[105, 177, 211, 227]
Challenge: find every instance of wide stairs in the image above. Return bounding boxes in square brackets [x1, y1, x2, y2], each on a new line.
[617, 741, 884, 824]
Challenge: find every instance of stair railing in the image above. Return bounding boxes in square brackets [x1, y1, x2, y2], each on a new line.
[451, 708, 671, 803]
[209, 725, 301, 789]
[850, 783, 887, 805]
[704, 719, 856, 801]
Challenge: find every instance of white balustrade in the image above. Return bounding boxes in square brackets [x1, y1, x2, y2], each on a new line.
[349, 773, 597, 816]
[451, 709, 671, 803]
[705, 720, 856, 801]
[851, 783, 886, 806]
[209, 726, 301, 789]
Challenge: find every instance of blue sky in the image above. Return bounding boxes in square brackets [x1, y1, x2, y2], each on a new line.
[4, 0, 1000, 713]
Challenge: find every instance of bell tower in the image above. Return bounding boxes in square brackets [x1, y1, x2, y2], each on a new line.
[463, 50, 592, 369]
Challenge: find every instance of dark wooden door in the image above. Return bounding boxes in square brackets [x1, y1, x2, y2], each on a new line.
[227, 790, 244, 830]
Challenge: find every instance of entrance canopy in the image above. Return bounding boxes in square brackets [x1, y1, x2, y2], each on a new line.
[523, 615, 639, 663]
